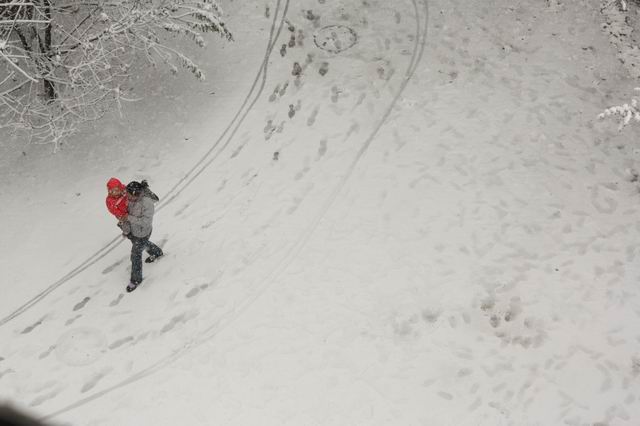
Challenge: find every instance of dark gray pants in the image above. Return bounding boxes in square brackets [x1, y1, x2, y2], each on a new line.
[130, 234, 163, 284]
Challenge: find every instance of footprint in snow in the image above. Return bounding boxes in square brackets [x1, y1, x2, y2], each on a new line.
[286, 20, 295, 32]
[108, 336, 134, 350]
[269, 85, 280, 102]
[22, 317, 45, 334]
[305, 10, 319, 21]
[109, 294, 124, 307]
[65, 314, 82, 326]
[185, 283, 210, 299]
[294, 166, 310, 181]
[73, 296, 90, 311]
[102, 259, 124, 274]
[288, 101, 302, 118]
[307, 107, 319, 126]
[81, 368, 113, 393]
[331, 85, 341, 103]
[30, 390, 60, 408]
[38, 345, 56, 360]
[264, 119, 275, 140]
[292, 62, 302, 77]
[279, 81, 289, 97]
[317, 138, 327, 159]
[319, 61, 329, 76]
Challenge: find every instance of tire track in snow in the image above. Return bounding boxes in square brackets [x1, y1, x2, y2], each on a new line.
[0, 0, 290, 329]
[158, 0, 291, 209]
[0, 237, 122, 328]
[42, 0, 429, 419]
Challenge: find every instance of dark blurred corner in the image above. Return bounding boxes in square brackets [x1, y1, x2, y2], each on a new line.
[0, 404, 49, 426]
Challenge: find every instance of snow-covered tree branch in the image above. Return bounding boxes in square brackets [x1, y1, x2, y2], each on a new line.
[599, 87, 640, 129]
[0, 0, 232, 148]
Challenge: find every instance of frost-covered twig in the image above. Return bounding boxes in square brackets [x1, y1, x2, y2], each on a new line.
[598, 88, 640, 129]
[0, 0, 232, 146]
[601, 0, 628, 12]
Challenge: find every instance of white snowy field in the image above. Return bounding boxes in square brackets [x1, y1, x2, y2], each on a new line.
[2, 0, 640, 424]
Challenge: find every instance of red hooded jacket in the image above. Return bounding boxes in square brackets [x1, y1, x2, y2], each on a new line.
[106, 177, 128, 220]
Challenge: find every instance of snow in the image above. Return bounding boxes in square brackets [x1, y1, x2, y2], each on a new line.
[2, 0, 640, 425]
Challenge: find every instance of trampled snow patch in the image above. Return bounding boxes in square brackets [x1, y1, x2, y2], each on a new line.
[2, 0, 640, 425]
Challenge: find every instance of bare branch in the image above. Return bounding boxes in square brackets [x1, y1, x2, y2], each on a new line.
[0, 50, 37, 81]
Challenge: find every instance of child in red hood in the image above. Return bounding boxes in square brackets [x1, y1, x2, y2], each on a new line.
[106, 178, 129, 223]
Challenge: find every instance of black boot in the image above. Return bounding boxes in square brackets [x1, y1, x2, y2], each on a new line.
[145, 252, 163, 263]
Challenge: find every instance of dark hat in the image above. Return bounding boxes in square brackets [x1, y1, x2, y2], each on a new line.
[126, 181, 144, 195]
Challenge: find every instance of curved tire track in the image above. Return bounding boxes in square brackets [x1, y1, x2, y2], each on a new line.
[158, 0, 291, 209]
[0, 0, 290, 329]
[0, 237, 121, 328]
[43, 0, 429, 420]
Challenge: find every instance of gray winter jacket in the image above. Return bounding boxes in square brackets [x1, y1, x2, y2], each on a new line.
[126, 195, 156, 238]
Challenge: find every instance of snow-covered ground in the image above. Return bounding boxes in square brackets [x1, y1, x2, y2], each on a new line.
[2, 0, 640, 424]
